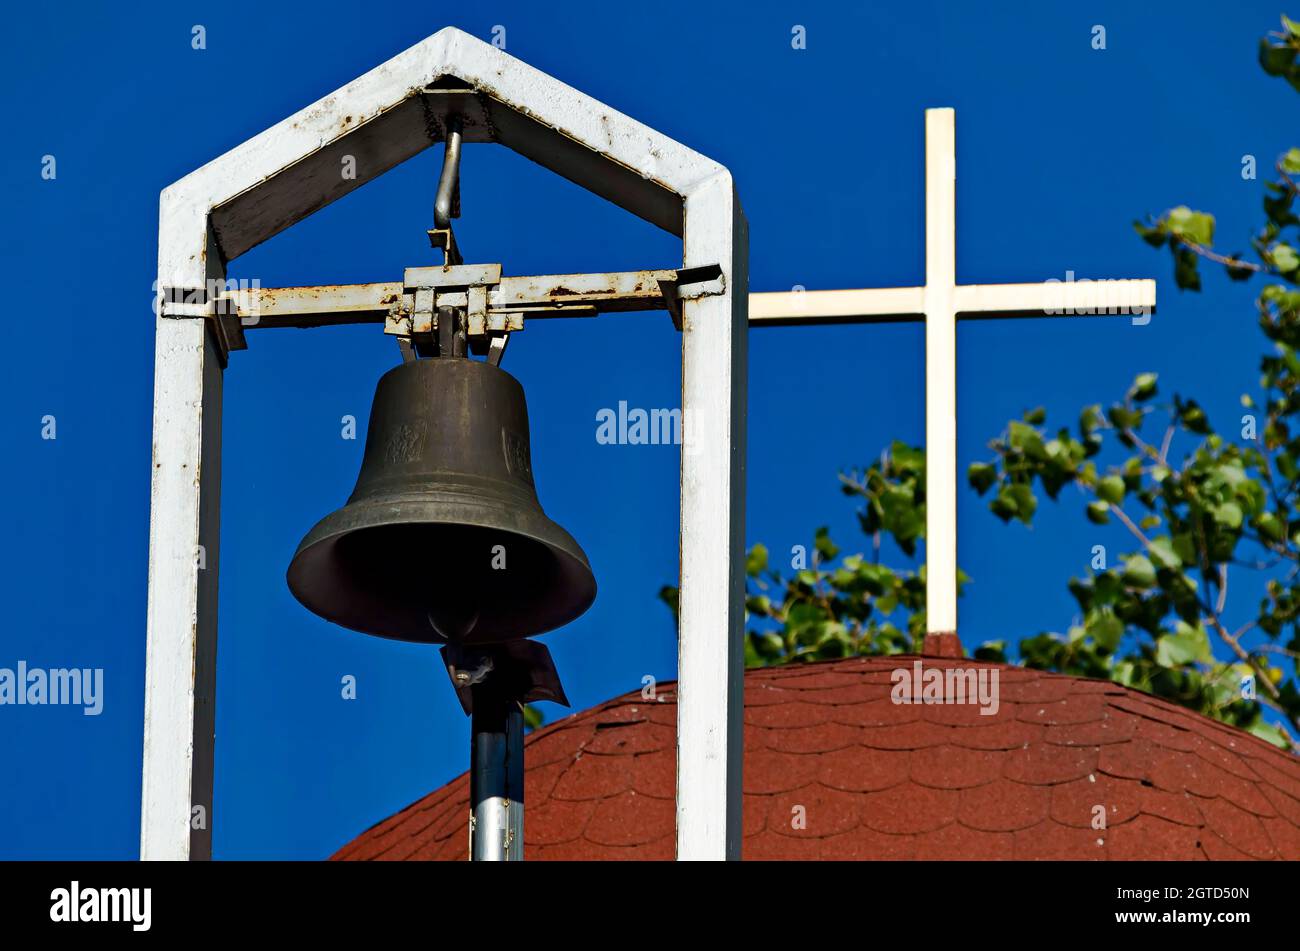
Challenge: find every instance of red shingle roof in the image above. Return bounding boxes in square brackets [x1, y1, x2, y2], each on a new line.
[332, 655, 1300, 860]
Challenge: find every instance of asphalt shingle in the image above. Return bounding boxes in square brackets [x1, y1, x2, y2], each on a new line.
[333, 655, 1300, 861]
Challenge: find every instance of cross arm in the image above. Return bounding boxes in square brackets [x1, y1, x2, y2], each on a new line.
[750, 287, 925, 325]
[748, 278, 1156, 327]
[955, 279, 1156, 320]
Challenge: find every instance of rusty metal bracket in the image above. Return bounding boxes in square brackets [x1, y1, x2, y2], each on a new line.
[427, 228, 463, 266]
[215, 262, 727, 358]
[210, 295, 247, 363]
[389, 263, 505, 355]
[655, 275, 684, 331]
[159, 284, 247, 365]
[675, 263, 726, 299]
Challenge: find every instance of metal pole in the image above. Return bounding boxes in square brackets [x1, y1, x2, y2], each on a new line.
[469, 689, 524, 861]
[445, 639, 566, 862]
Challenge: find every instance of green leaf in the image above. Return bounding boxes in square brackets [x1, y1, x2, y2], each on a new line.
[1257, 511, 1285, 542]
[1173, 245, 1202, 291]
[1212, 501, 1244, 530]
[1166, 205, 1215, 245]
[1129, 373, 1158, 402]
[657, 585, 680, 620]
[1226, 257, 1255, 281]
[1008, 421, 1047, 459]
[968, 462, 997, 495]
[522, 704, 546, 730]
[1079, 405, 1103, 434]
[1177, 621, 1213, 662]
[745, 544, 769, 577]
[1156, 632, 1202, 667]
[750, 631, 785, 661]
[1260, 37, 1295, 76]
[813, 526, 839, 561]
[889, 441, 925, 473]
[1246, 720, 1290, 749]
[1157, 622, 1212, 667]
[992, 483, 1037, 525]
[1134, 219, 1167, 248]
[1148, 537, 1182, 570]
[1283, 147, 1300, 175]
[1108, 405, 1141, 430]
[1087, 612, 1124, 652]
[1122, 555, 1156, 589]
[1097, 475, 1126, 504]
[1271, 243, 1300, 273]
[1086, 500, 1111, 524]
[1178, 400, 1210, 434]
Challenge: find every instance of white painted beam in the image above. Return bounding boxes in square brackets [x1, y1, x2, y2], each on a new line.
[142, 209, 224, 860]
[749, 286, 925, 325]
[677, 171, 747, 861]
[955, 279, 1156, 319]
[750, 279, 1157, 325]
[924, 108, 958, 637]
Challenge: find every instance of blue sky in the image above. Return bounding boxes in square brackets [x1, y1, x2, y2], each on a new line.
[0, 1, 1293, 858]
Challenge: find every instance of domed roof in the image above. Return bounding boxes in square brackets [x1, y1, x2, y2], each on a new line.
[333, 655, 1300, 860]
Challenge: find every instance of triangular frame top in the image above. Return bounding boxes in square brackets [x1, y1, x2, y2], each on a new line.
[160, 26, 729, 280]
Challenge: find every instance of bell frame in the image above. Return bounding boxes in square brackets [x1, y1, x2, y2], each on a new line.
[145, 28, 747, 861]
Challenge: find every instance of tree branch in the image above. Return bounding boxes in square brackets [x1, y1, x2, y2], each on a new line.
[1204, 610, 1281, 699]
[1177, 236, 1267, 274]
[1108, 502, 1153, 549]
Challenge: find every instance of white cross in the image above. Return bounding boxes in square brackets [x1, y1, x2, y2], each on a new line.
[749, 108, 1155, 640]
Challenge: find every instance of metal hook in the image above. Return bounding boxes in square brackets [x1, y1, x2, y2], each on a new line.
[434, 115, 463, 230]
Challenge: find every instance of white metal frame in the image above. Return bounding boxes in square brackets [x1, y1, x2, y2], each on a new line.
[145, 27, 746, 861]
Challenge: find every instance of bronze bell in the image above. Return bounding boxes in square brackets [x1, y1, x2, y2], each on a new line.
[286, 357, 596, 644]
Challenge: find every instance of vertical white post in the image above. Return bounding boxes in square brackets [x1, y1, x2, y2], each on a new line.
[142, 208, 223, 860]
[924, 108, 958, 636]
[677, 172, 748, 860]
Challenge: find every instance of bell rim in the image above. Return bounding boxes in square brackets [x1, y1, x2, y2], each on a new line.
[286, 494, 597, 643]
